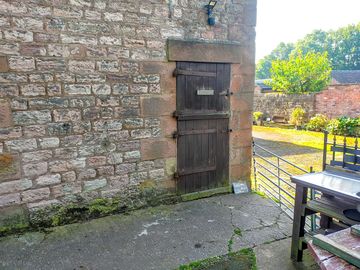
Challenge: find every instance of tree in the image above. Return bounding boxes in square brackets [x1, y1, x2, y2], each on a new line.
[268, 51, 332, 94]
[256, 42, 294, 79]
[256, 23, 360, 78]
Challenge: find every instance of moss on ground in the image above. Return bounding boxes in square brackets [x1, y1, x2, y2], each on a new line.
[177, 248, 257, 270]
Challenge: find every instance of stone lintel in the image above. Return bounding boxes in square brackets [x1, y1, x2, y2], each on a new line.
[167, 39, 242, 63]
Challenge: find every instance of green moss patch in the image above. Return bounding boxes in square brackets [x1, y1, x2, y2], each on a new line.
[177, 248, 257, 270]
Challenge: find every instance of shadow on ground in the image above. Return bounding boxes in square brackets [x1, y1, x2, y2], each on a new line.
[254, 138, 321, 158]
[0, 193, 318, 270]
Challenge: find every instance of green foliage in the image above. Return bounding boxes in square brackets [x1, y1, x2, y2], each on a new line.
[256, 42, 295, 79]
[234, 227, 243, 236]
[256, 23, 360, 78]
[269, 51, 332, 94]
[289, 107, 306, 127]
[306, 114, 329, 131]
[177, 248, 257, 270]
[326, 119, 340, 135]
[327, 117, 360, 137]
[253, 112, 263, 121]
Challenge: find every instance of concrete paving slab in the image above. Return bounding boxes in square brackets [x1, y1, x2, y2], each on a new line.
[0, 193, 305, 270]
[255, 238, 320, 270]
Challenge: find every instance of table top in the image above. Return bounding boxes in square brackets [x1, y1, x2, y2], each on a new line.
[308, 228, 359, 270]
[291, 170, 360, 203]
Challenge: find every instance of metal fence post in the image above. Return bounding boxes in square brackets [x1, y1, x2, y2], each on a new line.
[278, 157, 281, 207]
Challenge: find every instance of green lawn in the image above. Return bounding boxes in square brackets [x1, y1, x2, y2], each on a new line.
[252, 126, 354, 210]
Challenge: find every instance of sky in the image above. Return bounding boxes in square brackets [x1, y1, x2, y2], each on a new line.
[256, 0, 360, 62]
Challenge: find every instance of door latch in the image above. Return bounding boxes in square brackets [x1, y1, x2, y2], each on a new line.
[172, 131, 179, 139]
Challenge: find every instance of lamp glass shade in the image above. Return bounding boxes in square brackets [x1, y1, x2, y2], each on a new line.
[208, 1, 217, 8]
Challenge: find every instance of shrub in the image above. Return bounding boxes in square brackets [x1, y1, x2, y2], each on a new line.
[290, 107, 306, 128]
[253, 112, 264, 121]
[326, 119, 340, 135]
[337, 117, 360, 136]
[306, 114, 329, 131]
[326, 117, 360, 137]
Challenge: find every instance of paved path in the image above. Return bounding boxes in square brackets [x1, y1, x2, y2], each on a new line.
[0, 193, 302, 270]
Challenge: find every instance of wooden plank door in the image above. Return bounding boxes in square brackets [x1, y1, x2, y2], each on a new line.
[175, 62, 231, 194]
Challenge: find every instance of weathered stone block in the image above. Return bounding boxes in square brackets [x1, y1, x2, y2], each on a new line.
[20, 84, 46, 96]
[93, 120, 122, 131]
[123, 118, 144, 129]
[35, 174, 61, 187]
[0, 193, 21, 207]
[53, 7, 83, 18]
[130, 84, 148, 94]
[0, 85, 19, 97]
[99, 36, 122, 46]
[0, 127, 22, 140]
[13, 110, 52, 125]
[69, 60, 95, 73]
[23, 125, 46, 137]
[0, 100, 13, 128]
[22, 150, 52, 164]
[0, 56, 9, 72]
[23, 162, 48, 177]
[36, 58, 66, 71]
[20, 44, 46, 56]
[39, 137, 60, 149]
[69, 97, 96, 108]
[61, 34, 97, 45]
[107, 153, 123, 165]
[133, 74, 160, 84]
[47, 83, 62, 96]
[230, 129, 252, 148]
[130, 129, 152, 139]
[8, 56, 35, 71]
[29, 98, 68, 109]
[124, 150, 141, 161]
[21, 187, 50, 202]
[112, 84, 129, 95]
[83, 178, 107, 191]
[53, 109, 81, 122]
[104, 12, 123, 21]
[64, 84, 91, 95]
[87, 156, 107, 167]
[141, 95, 175, 116]
[141, 139, 176, 160]
[4, 30, 33, 42]
[92, 84, 111, 95]
[29, 73, 54, 83]
[0, 73, 27, 83]
[0, 179, 32, 195]
[149, 169, 165, 180]
[97, 60, 119, 72]
[5, 139, 37, 152]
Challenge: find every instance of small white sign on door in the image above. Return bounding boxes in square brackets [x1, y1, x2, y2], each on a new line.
[197, 89, 214, 96]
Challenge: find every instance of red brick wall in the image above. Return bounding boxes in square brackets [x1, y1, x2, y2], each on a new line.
[315, 84, 360, 118]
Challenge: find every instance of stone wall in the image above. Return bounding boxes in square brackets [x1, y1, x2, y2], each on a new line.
[0, 0, 256, 228]
[254, 87, 315, 120]
[254, 84, 360, 120]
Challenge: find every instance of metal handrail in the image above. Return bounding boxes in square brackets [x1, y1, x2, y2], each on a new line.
[253, 140, 318, 232]
[254, 143, 309, 173]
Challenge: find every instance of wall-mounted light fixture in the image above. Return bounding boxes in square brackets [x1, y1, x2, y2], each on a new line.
[205, 1, 217, 26]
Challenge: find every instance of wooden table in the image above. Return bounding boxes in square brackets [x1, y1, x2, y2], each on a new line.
[308, 228, 359, 270]
[290, 169, 360, 262]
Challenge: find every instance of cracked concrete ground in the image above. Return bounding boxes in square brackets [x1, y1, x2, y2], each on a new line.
[0, 193, 317, 270]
